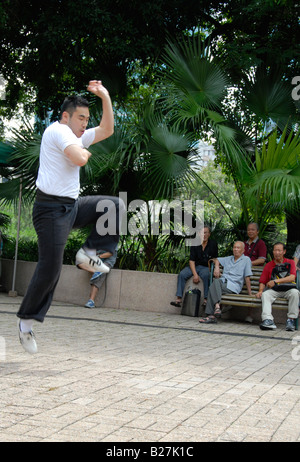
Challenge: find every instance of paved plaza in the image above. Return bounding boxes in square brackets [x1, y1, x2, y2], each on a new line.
[1, 292, 300, 443]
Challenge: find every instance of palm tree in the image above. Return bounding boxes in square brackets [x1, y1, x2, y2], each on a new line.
[160, 34, 300, 243]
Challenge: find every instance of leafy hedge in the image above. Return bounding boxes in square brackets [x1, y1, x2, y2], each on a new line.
[2, 235, 298, 273]
[2, 235, 83, 266]
[1, 235, 190, 274]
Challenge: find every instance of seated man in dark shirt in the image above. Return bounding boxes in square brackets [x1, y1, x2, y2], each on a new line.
[244, 222, 267, 266]
[170, 226, 218, 307]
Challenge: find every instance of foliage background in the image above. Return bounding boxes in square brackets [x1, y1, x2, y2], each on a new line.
[0, 0, 299, 272]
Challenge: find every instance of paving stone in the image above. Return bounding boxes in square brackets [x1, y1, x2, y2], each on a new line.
[1, 293, 300, 442]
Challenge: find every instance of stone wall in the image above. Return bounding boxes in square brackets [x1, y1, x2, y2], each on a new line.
[0, 259, 292, 324]
[0, 259, 204, 315]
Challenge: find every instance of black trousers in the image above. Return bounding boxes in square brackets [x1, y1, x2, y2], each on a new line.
[17, 193, 125, 322]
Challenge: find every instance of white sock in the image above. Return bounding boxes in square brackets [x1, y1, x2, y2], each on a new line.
[83, 247, 97, 257]
[20, 319, 34, 333]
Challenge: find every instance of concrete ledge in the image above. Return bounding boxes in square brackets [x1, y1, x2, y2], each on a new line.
[0, 259, 294, 325]
[0, 259, 205, 315]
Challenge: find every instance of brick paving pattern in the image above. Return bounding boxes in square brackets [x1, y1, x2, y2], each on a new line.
[1, 293, 300, 442]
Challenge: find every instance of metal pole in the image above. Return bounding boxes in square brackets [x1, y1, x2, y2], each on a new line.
[9, 179, 22, 297]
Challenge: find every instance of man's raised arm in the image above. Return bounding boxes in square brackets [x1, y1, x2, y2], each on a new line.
[88, 80, 114, 144]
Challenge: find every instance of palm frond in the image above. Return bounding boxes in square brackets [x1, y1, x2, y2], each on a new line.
[245, 126, 300, 213]
[144, 124, 197, 199]
[162, 36, 228, 111]
[244, 66, 297, 129]
[0, 126, 40, 204]
[256, 126, 300, 172]
[160, 35, 255, 178]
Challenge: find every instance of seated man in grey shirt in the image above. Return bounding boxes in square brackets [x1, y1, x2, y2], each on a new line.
[199, 241, 253, 324]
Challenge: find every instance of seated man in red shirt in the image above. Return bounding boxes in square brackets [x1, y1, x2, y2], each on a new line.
[255, 242, 299, 331]
[244, 223, 267, 266]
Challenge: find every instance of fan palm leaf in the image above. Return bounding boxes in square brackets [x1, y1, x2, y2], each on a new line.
[160, 35, 250, 175]
[144, 124, 197, 199]
[162, 36, 228, 111]
[243, 67, 297, 131]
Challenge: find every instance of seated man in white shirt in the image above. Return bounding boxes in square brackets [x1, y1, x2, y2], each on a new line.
[199, 241, 253, 324]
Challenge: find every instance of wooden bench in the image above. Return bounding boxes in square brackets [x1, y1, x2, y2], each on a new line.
[209, 264, 300, 328]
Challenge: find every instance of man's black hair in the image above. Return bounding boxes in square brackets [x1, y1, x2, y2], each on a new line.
[60, 95, 89, 118]
[273, 242, 286, 250]
[248, 222, 259, 231]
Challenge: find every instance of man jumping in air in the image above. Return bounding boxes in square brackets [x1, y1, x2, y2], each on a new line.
[17, 80, 125, 354]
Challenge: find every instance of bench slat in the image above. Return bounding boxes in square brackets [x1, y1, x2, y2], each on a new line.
[221, 294, 289, 309]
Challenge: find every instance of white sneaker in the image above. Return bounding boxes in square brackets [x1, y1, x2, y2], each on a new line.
[18, 320, 38, 354]
[75, 248, 110, 273]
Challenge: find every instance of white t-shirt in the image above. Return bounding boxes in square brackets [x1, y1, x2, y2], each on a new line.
[36, 121, 95, 199]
